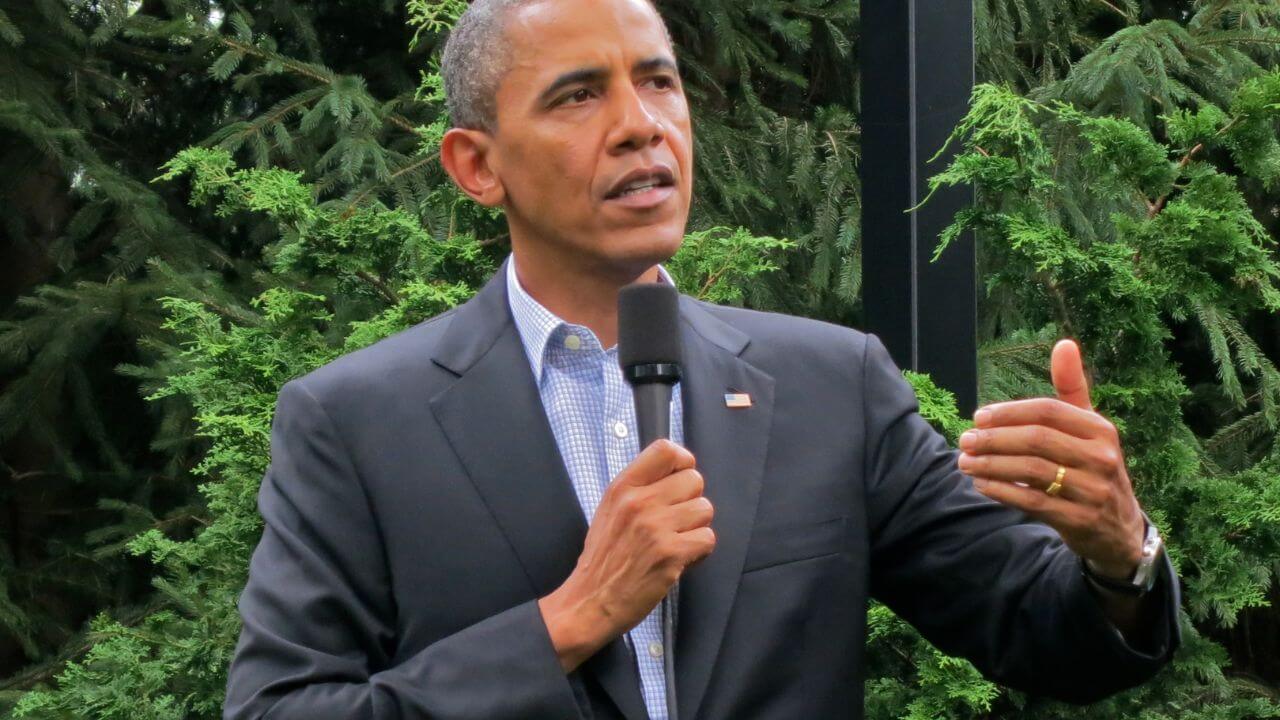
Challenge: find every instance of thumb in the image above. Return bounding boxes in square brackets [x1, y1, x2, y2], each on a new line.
[1051, 339, 1093, 410]
[615, 439, 695, 487]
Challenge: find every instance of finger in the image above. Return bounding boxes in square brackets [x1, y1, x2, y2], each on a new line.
[615, 439, 696, 487]
[1051, 339, 1093, 410]
[649, 468, 705, 505]
[669, 495, 715, 532]
[957, 452, 1106, 504]
[962, 422, 1090, 468]
[974, 398, 1117, 441]
[675, 525, 717, 564]
[971, 475, 1080, 528]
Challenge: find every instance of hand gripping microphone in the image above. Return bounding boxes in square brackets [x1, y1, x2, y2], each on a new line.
[617, 280, 682, 720]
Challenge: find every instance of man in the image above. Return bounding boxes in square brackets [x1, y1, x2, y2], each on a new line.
[223, 0, 1180, 718]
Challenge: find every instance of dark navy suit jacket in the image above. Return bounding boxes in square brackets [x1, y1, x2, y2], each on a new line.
[224, 262, 1179, 719]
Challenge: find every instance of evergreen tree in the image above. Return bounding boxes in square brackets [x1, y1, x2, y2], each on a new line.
[867, 68, 1280, 719]
[0, 0, 438, 694]
[2, 0, 1279, 718]
[0, 0, 232, 689]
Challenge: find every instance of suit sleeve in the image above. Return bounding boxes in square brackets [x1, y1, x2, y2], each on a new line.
[223, 380, 584, 720]
[860, 333, 1181, 703]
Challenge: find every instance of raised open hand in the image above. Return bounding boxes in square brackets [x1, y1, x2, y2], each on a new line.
[957, 339, 1145, 579]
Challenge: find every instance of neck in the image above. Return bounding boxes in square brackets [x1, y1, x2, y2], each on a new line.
[511, 247, 662, 350]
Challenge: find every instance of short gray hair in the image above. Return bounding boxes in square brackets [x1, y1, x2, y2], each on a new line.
[441, 0, 671, 133]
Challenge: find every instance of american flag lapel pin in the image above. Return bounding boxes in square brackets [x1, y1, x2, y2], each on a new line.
[724, 390, 752, 408]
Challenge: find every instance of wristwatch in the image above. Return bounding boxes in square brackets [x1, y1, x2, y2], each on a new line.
[1082, 513, 1164, 596]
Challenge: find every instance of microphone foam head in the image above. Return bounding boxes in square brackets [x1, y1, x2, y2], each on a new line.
[618, 281, 682, 369]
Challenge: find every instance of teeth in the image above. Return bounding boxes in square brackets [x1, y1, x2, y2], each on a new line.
[618, 182, 659, 197]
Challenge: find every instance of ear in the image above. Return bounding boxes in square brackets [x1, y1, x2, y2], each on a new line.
[440, 127, 506, 207]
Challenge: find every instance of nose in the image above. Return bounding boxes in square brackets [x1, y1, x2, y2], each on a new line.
[606, 81, 665, 154]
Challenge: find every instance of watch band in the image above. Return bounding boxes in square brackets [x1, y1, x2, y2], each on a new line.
[1082, 513, 1163, 596]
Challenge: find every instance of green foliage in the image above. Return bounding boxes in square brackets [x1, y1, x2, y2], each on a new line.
[4, 0, 1280, 718]
[13, 286, 336, 719]
[0, 0, 430, 690]
[865, 602, 1001, 720]
[904, 372, 973, 444]
[876, 32, 1280, 720]
[976, 0, 1136, 87]
[407, 0, 467, 47]
[667, 226, 795, 303]
[9, 144, 482, 717]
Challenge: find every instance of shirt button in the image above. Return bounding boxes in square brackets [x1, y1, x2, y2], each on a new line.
[612, 421, 628, 438]
[563, 334, 582, 351]
[648, 641, 664, 659]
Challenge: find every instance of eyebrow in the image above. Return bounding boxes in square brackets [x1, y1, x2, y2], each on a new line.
[536, 56, 679, 105]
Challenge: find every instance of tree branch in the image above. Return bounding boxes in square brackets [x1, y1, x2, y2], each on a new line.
[1147, 142, 1202, 219]
[1094, 0, 1134, 22]
[355, 270, 400, 305]
[0, 599, 169, 693]
[217, 37, 417, 134]
[343, 153, 438, 213]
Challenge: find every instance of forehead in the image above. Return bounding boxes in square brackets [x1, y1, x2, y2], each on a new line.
[498, 0, 673, 95]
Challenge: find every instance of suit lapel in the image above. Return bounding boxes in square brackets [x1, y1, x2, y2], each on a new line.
[675, 299, 775, 720]
[428, 264, 649, 720]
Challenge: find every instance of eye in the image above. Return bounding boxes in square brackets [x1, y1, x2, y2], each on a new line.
[648, 75, 676, 90]
[560, 88, 595, 106]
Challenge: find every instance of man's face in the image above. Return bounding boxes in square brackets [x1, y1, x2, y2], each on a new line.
[488, 0, 693, 279]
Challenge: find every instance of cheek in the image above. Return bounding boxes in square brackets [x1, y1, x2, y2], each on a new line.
[510, 134, 598, 202]
[671, 125, 694, 197]
[662, 102, 694, 183]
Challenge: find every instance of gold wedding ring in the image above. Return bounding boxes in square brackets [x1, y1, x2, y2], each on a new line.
[1045, 465, 1067, 497]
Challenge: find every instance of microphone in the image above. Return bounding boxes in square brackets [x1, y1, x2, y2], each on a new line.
[617, 280, 682, 720]
[618, 282, 683, 449]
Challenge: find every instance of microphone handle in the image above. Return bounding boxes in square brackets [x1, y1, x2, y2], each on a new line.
[632, 381, 673, 450]
[663, 590, 677, 720]
[628, 379, 679, 720]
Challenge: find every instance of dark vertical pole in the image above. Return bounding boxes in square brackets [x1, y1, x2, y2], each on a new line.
[860, 0, 978, 415]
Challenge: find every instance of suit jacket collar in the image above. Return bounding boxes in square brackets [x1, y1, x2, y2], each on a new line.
[429, 262, 772, 720]
[432, 258, 750, 376]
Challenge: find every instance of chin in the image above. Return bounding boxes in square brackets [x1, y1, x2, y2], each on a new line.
[612, 218, 685, 256]
[602, 231, 683, 276]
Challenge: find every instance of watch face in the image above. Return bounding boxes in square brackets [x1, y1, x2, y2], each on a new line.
[1133, 523, 1163, 589]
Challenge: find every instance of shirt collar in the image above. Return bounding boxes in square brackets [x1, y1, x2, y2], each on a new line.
[506, 254, 677, 382]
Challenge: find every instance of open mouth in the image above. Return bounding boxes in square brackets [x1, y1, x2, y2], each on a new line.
[610, 180, 669, 199]
[605, 167, 677, 201]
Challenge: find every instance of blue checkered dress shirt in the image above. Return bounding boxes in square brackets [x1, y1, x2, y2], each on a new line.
[506, 256, 682, 720]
